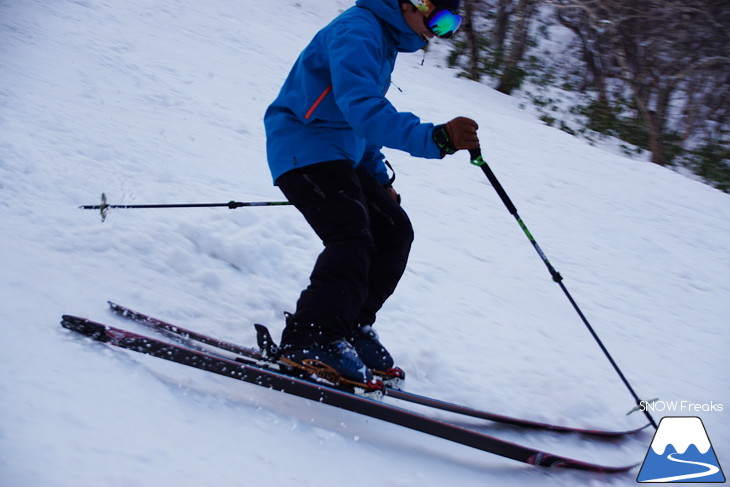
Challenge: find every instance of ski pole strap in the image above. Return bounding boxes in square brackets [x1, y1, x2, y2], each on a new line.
[384, 159, 396, 186]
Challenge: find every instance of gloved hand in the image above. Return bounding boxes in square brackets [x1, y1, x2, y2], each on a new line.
[433, 117, 480, 156]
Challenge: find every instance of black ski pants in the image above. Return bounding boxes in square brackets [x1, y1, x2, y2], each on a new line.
[276, 160, 414, 346]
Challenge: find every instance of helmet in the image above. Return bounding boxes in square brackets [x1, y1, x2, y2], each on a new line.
[432, 0, 460, 9]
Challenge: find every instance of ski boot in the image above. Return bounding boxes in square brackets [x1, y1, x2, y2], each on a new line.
[255, 323, 382, 393]
[348, 325, 405, 389]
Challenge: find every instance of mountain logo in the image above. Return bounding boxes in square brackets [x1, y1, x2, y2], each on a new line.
[637, 416, 725, 483]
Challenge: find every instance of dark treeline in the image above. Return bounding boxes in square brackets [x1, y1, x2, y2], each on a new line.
[448, 0, 729, 191]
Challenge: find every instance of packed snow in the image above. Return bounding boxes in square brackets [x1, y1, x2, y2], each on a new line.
[1, 1, 728, 486]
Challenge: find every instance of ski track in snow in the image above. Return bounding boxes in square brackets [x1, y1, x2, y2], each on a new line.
[1, 1, 728, 486]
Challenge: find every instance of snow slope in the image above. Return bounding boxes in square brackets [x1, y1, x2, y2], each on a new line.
[1, 1, 728, 486]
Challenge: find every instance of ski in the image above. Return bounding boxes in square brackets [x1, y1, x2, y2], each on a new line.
[60, 314, 639, 473]
[107, 301, 649, 438]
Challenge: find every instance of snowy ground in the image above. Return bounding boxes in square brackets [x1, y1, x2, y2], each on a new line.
[1, 1, 728, 486]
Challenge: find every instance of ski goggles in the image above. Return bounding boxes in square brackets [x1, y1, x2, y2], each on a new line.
[409, 0, 462, 38]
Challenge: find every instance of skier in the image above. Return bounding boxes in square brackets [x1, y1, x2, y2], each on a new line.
[264, 0, 479, 387]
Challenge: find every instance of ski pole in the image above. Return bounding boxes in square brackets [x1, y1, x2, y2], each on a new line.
[81, 193, 292, 221]
[469, 148, 658, 429]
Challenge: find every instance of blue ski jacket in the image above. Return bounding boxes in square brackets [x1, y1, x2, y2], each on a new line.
[264, 0, 443, 185]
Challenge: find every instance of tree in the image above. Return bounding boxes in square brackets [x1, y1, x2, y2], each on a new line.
[460, 0, 482, 80]
[448, 0, 542, 91]
[448, 0, 728, 187]
[496, 0, 540, 94]
[548, 0, 730, 165]
[553, 6, 610, 104]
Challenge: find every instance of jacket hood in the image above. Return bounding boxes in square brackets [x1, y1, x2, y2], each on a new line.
[355, 0, 427, 52]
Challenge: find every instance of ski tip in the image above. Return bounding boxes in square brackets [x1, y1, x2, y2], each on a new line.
[107, 301, 134, 319]
[60, 315, 110, 341]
